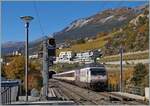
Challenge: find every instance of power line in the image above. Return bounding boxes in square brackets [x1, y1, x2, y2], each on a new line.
[33, 1, 45, 36]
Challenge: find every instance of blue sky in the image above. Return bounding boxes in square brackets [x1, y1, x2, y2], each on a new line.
[2, 1, 148, 43]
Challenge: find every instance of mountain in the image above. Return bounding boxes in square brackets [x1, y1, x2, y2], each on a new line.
[1, 36, 47, 56]
[1, 41, 25, 56]
[53, 5, 147, 43]
[28, 36, 48, 55]
[2, 4, 148, 56]
[103, 9, 149, 55]
[56, 4, 149, 55]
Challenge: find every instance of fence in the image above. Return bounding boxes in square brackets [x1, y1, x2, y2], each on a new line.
[107, 84, 145, 96]
[1, 87, 12, 104]
[124, 85, 145, 96]
[0, 80, 21, 105]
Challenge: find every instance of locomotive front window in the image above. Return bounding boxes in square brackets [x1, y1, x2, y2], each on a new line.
[90, 68, 106, 76]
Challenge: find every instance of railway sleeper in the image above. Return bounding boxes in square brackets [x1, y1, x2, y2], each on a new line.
[48, 88, 62, 100]
[55, 88, 69, 101]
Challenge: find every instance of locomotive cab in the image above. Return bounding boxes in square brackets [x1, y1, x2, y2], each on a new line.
[90, 67, 107, 82]
[89, 67, 107, 90]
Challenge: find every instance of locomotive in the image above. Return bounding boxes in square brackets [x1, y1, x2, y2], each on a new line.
[53, 64, 108, 90]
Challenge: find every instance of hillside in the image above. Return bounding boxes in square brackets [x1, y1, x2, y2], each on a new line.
[103, 8, 149, 56]
[57, 35, 109, 54]
[53, 5, 148, 43]
[57, 6, 149, 56]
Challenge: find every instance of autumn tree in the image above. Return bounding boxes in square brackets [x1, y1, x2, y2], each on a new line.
[28, 71, 43, 91]
[4, 56, 43, 92]
[4, 56, 25, 80]
[1, 63, 6, 77]
[28, 59, 42, 90]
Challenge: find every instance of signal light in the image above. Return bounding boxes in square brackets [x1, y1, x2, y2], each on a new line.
[47, 38, 56, 57]
[48, 38, 56, 47]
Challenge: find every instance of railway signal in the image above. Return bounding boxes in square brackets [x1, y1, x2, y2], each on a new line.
[47, 38, 56, 59]
[48, 38, 56, 46]
[42, 37, 56, 99]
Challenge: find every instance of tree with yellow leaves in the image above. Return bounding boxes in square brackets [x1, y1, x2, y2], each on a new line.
[4, 56, 43, 91]
[4, 56, 25, 80]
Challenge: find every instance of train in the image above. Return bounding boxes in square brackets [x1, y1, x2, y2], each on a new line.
[53, 64, 108, 91]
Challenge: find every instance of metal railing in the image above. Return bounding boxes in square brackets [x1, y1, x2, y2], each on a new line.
[1, 80, 21, 105]
[108, 84, 145, 96]
[1, 87, 12, 104]
[124, 86, 145, 96]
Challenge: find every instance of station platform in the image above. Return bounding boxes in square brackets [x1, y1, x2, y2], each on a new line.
[11, 100, 75, 105]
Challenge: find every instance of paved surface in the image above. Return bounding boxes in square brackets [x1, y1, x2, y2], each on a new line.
[105, 59, 149, 65]
[112, 92, 148, 101]
[19, 96, 40, 102]
[11, 100, 75, 105]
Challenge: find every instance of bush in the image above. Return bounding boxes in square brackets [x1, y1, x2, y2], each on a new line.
[131, 63, 148, 87]
[28, 71, 43, 91]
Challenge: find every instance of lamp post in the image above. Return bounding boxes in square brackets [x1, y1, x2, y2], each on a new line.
[20, 16, 34, 101]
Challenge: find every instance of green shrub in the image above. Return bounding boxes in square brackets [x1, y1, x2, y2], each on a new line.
[131, 63, 148, 87]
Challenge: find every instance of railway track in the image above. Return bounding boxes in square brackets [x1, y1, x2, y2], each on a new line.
[58, 81, 98, 105]
[52, 79, 148, 105]
[48, 79, 70, 101]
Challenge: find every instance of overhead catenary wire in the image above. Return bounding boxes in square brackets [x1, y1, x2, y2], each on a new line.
[32, 1, 125, 37]
[33, 1, 45, 36]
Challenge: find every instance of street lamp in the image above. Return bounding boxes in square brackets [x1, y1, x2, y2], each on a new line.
[20, 16, 34, 101]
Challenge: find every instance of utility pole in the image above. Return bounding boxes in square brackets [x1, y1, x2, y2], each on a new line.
[42, 37, 56, 99]
[42, 39, 48, 98]
[120, 46, 123, 92]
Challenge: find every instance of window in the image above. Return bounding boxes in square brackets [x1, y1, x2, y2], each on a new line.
[90, 68, 106, 76]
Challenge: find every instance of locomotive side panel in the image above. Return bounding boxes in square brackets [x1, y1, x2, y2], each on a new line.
[79, 68, 88, 83]
[75, 69, 80, 81]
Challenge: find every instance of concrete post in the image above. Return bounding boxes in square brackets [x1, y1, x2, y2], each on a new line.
[42, 39, 48, 98]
